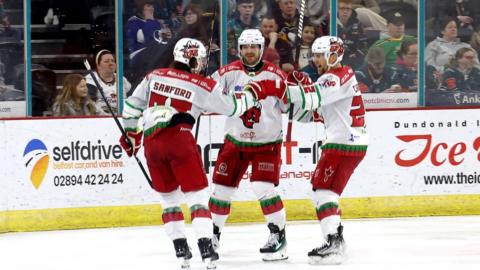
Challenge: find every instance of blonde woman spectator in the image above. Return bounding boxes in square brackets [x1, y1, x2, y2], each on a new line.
[425, 17, 479, 73]
[53, 74, 104, 116]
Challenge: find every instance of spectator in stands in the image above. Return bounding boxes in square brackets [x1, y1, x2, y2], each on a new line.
[337, 0, 368, 69]
[352, 0, 380, 14]
[371, 12, 416, 65]
[441, 47, 480, 91]
[393, 39, 418, 92]
[153, 0, 182, 30]
[356, 46, 402, 93]
[126, 1, 162, 59]
[274, 0, 309, 47]
[260, 15, 294, 72]
[85, 50, 132, 114]
[425, 17, 479, 73]
[253, 0, 269, 20]
[0, 14, 21, 41]
[176, 4, 220, 75]
[179, 4, 209, 44]
[0, 58, 23, 101]
[53, 74, 104, 116]
[304, 0, 329, 27]
[296, 20, 316, 70]
[352, 0, 386, 32]
[227, 0, 259, 62]
[429, 0, 477, 43]
[262, 47, 280, 67]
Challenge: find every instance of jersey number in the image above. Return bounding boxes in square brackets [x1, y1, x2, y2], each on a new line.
[350, 95, 365, 127]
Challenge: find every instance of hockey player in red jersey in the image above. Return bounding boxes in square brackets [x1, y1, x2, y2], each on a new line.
[119, 37, 260, 269]
[207, 29, 290, 262]
[245, 36, 368, 265]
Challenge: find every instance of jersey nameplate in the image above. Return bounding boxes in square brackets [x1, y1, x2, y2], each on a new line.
[150, 80, 196, 102]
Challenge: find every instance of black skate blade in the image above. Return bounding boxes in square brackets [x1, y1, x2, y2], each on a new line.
[261, 247, 288, 262]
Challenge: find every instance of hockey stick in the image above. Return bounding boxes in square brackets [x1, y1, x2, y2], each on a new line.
[195, 0, 218, 141]
[286, 0, 307, 142]
[83, 59, 153, 189]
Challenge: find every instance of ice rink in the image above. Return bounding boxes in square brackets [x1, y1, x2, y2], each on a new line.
[1, 216, 479, 270]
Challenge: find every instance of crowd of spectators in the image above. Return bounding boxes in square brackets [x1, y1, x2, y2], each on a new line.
[337, 0, 418, 93]
[425, 0, 480, 95]
[0, 0, 23, 102]
[7, 0, 480, 118]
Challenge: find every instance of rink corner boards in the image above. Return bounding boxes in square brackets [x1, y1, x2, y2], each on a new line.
[1, 194, 480, 233]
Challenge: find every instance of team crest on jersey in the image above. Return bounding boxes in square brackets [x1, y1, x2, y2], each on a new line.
[240, 103, 262, 129]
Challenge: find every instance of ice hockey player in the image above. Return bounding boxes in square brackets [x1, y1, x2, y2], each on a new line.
[119, 37, 260, 269]
[207, 28, 290, 262]
[245, 36, 369, 265]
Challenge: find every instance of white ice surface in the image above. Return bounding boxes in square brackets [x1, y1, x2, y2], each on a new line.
[1, 216, 479, 270]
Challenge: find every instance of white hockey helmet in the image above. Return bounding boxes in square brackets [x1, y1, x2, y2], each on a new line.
[237, 29, 265, 66]
[173, 38, 207, 73]
[311, 36, 345, 67]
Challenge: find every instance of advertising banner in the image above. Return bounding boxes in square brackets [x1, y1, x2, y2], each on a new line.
[0, 101, 26, 118]
[426, 89, 480, 107]
[2, 109, 480, 212]
[363, 92, 418, 109]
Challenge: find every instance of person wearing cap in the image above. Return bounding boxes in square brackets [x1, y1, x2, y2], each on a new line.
[355, 46, 402, 93]
[370, 12, 416, 65]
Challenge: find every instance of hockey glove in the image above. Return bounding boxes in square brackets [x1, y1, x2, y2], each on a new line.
[119, 131, 143, 157]
[243, 80, 288, 101]
[287, 70, 312, 86]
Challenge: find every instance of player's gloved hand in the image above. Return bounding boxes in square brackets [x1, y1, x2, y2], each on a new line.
[119, 131, 143, 157]
[243, 80, 287, 101]
[287, 70, 312, 86]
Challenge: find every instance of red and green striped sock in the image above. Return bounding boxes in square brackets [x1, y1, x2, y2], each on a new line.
[162, 206, 184, 224]
[316, 202, 341, 221]
[209, 197, 231, 215]
[190, 204, 212, 220]
[260, 195, 284, 215]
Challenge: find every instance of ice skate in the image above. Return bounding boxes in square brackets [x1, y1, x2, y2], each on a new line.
[212, 224, 221, 250]
[308, 224, 346, 265]
[198, 237, 219, 269]
[173, 238, 192, 269]
[260, 223, 288, 261]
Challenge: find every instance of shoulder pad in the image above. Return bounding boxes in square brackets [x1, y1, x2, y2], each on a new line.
[218, 61, 243, 76]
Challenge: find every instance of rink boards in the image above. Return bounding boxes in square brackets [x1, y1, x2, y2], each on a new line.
[1, 109, 480, 232]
